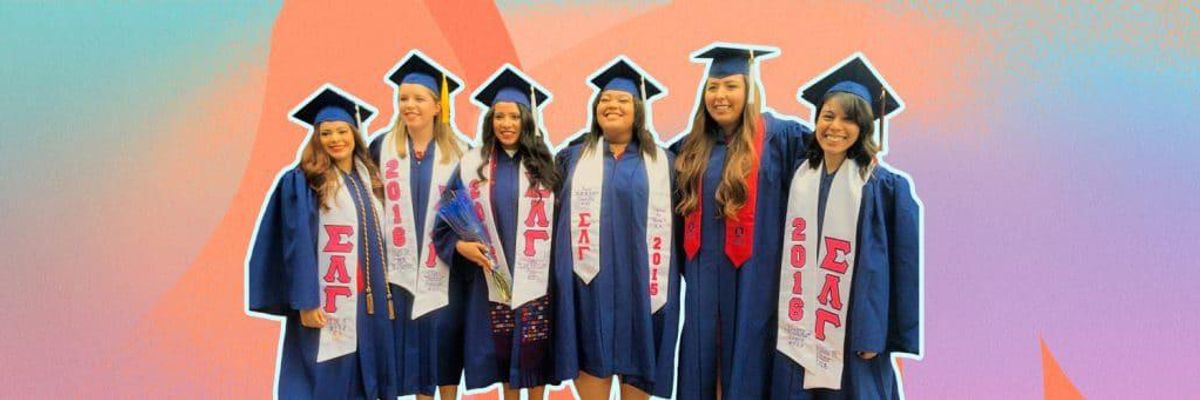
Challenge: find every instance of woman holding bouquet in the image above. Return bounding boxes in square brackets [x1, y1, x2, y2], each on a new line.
[431, 65, 560, 399]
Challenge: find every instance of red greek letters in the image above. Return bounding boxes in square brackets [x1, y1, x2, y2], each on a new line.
[786, 217, 807, 322]
[322, 224, 354, 313]
[522, 187, 551, 256]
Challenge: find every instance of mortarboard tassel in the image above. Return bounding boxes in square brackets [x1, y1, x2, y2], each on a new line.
[440, 74, 450, 125]
[640, 74, 648, 104]
[878, 88, 888, 154]
[747, 49, 757, 105]
[530, 84, 541, 137]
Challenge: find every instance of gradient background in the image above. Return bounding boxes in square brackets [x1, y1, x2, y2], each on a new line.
[1, 1, 1197, 399]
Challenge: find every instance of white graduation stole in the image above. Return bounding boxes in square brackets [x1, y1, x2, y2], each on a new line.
[459, 149, 553, 308]
[315, 162, 381, 362]
[380, 132, 461, 318]
[776, 159, 867, 389]
[570, 139, 673, 312]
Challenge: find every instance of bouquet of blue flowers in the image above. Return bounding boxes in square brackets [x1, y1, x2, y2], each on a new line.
[436, 189, 511, 302]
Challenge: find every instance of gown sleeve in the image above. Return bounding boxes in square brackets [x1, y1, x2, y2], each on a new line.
[551, 145, 581, 382]
[650, 149, 683, 398]
[886, 170, 922, 356]
[247, 168, 321, 316]
[432, 165, 468, 272]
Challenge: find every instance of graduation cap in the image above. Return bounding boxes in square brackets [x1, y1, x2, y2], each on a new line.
[473, 65, 551, 138]
[473, 65, 550, 110]
[692, 43, 778, 104]
[589, 56, 664, 103]
[693, 44, 777, 77]
[387, 51, 463, 124]
[291, 85, 376, 131]
[799, 54, 903, 150]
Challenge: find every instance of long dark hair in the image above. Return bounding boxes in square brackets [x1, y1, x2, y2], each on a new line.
[580, 92, 658, 161]
[476, 103, 560, 192]
[805, 91, 878, 176]
[300, 122, 385, 210]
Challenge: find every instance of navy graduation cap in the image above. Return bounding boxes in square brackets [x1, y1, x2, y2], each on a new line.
[692, 43, 778, 78]
[472, 65, 550, 110]
[386, 51, 463, 95]
[799, 54, 901, 120]
[799, 53, 904, 150]
[387, 51, 462, 124]
[589, 56, 664, 102]
[291, 84, 377, 130]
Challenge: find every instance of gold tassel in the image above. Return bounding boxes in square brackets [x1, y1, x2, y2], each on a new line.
[440, 74, 450, 125]
[365, 285, 375, 315]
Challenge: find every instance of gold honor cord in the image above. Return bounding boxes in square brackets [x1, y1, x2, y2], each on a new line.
[343, 167, 397, 320]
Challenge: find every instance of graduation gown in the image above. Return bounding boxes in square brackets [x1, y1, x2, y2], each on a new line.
[770, 166, 921, 400]
[552, 141, 682, 397]
[369, 136, 466, 395]
[669, 113, 811, 400]
[432, 149, 556, 390]
[248, 168, 399, 400]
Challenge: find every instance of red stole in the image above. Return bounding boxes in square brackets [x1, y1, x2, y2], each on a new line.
[684, 115, 765, 268]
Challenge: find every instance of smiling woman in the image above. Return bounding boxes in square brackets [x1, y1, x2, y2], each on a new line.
[429, 64, 560, 400]
[669, 43, 813, 400]
[552, 56, 681, 400]
[248, 86, 399, 400]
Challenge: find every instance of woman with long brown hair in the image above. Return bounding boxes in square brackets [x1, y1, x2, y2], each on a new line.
[431, 65, 559, 399]
[553, 56, 681, 400]
[670, 43, 812, 400]
[248, 85, 399, 399]
[367, 51, 469, 400]
[771, 55, 921, 400]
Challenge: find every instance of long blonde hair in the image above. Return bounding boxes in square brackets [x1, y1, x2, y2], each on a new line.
[300, 123, 385, 210]
[388, 88, 463, 164]
[674, 75, 762, 218]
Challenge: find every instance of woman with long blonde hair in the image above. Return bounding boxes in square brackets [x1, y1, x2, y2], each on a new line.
[248, 86, 398, 399]
[670, 43, 812, 400]
[367, 51, 468, 400]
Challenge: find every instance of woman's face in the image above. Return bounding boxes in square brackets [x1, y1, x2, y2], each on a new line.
[595, 90, 636, 139]
[318, 120, 356, 162]
[815, 97, 861, 159]
[704, 74, 747, 131]
[491, 101, 522, 150]
[398, 83, 439, 132]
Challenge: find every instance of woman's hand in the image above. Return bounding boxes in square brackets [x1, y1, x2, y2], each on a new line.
[456, 240, 493, 271]
[858, 351, 878, 360]
[299, 308, 326, 329]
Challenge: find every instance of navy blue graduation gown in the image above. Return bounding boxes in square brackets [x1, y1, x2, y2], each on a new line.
[770, 165, 921, 400]
[432, 149, 556, 390]
[248, 167, 399, 400]
[669, 113, 812, 400]
[369, 137, 465, 395]
[552, 141, 682, 397]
